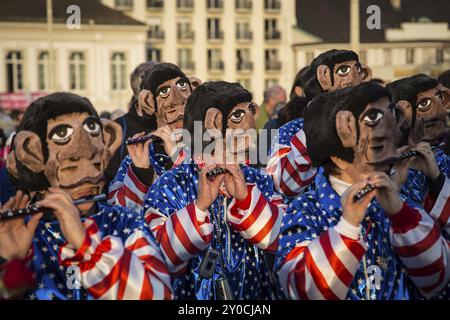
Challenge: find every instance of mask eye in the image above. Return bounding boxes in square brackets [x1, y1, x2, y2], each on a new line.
[49, 125, 74, 143]
[229, 109, 246, 123]
[363, 110, 384, 127]
[336, 65, 351, 77]
[177, 80, 188, 91]
[417, 98, 432, 112]
[436, 91, 444, 102]
[158, 87, 171, 98]
[83, 119, 101, 136]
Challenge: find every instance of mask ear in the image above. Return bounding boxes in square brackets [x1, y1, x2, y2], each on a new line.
[316, 64, 332, 91]
[101, 118, 122, 156]
[205, 108, 223, 132]
[397, 100, 413, 123]
[14, 131, 45, 173]
[336, 110, 357, 148]
[139, 89, 156, 116]
[189, 76, 203, 90]
[6, 150, 18, 179]
[250, 102, 260, 121]
[294, 86, 304, 97]
[361, 64, 373, 82]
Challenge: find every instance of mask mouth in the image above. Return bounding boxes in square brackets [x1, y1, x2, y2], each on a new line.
[422, 128, 449, 144]
[70, 184, 102, 201]
[167, 115, 184, 127]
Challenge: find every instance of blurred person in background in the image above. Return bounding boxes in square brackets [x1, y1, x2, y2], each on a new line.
[104, 61, 158, 182]
[255, 85, 287, 131]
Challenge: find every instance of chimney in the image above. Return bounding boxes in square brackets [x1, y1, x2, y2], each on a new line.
[391, 0, 401, 10]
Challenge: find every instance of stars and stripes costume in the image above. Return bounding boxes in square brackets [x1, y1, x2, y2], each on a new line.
[25, 203, 172, 300]
[107, 143, 171, 212]
[275, 171, 450, 300]
[142, 159, 285, 299]
[266, 118, 317, 198]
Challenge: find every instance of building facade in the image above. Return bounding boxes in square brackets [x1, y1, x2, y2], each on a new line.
[0, 0, 147, 112]
[102, 0, 298, 103]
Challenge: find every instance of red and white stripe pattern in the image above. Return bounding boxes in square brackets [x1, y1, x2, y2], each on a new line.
[423, 177, 450, 234]
[0, 252, 35, 300]
[389, 203, 450, 297]
[227, 184, 284, 252]
[266, 130, 317, 198]
[108, 165, 150, 213]
[58, 219, 172, 300]
[278, 218, 367, 300]
[144, 203, 213, 275]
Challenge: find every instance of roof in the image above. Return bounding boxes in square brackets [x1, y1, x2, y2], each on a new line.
[0, 0, 145, 26]
[296, 0, 450, 44]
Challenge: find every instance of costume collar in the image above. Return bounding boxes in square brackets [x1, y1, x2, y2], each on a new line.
[329, 175, 352, 196]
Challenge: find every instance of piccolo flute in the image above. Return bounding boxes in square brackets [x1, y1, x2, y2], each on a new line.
[0, 194, 107, 221]
[353, 142, 446, 202]
[206, 167, 229, 180]
[125, 134, 162, 146]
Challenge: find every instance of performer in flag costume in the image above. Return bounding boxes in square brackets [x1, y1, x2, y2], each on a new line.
[1, 93, 172, 300]
[143, 81, 285, 299]
[276, 83, 450, 300]
[266, 49, 373, 198]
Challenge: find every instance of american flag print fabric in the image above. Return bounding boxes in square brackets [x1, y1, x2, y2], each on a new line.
[266, 118, 317, 198]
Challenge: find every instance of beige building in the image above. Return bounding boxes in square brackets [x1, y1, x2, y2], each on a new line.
[293, 0, 450, 82]
[0, 0, 148, 112]
[101, 0, 298, 103]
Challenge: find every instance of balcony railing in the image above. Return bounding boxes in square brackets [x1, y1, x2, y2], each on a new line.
[208, 60, 225, 71]
[147, 0, 164, 10]
[148, 29, 165, 40]
[236, 30, 253, 41]
[208, 30, 224, 41]
[207, 0, 223, 11]
[235, 0, 252, 11]
[265, 30, 281, 41]
[265, 0, 281, 11]
[237, 61, 253, 71]
[177, 30, 195, 41]
[177, 0, 194, 11]
[265, 60, 282, 71]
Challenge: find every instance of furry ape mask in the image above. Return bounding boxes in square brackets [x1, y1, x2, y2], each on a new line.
[7, 93, 122, 210]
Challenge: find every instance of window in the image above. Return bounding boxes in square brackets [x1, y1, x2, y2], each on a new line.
[237, 49, 252, 71]
[177, 20, 194, 40]
[236, 0, 252, 10]
[436, 48, 444, 64]
[265, 49, 281, 70]
[6, 51, 24, 92]
[265, 19, 280, 40]
[207, 0, 223, 10]
[406, 48, 415, 64]
[265, 79, 278, 89]
[69, 52, 86, 90]
[359, 50, 367, 64]
[147, 0, 163, 9]
[38, 51, 50, 91]
[177, 0, 194, 10]
[115, 0, 133, 8]
[148, 21, 164, 39]
[207, 18, 223, 40]
[178, 48, 194, 70]
[236, 21, 252, 40]
[237, 79, 251, 91]
[147, 48, 162, 62]
[208, 49, 223, 70]
[264, 0, 281, 10]
[111, 53, 127, 91]
[306, 51, 314, 64]
[383, 48, 392, 66]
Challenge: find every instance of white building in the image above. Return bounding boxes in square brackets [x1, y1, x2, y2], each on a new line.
[293, 0, 450, 82]
[101, 0, 298, 103]
[0, 0, 147, 112]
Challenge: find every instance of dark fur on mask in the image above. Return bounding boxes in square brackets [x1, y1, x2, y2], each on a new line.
[140, 63, 189, 96]
[386, 74, 438, 124]
[303, 82, 391, 167]
[302, 49, 360, 101]
[439, 70, 450, 89]
[12, 92, 99, 192]
[183, 81, 252, 150]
